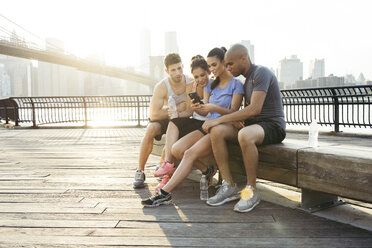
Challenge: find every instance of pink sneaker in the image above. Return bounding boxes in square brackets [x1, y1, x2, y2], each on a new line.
[154, 161, 175, 177]
[155, 175, 171, 191]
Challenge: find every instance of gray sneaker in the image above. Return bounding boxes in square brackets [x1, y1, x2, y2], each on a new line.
[133, 170, 145, 188]
[233, 185, 260, 212]
[206, 180, 240, 206]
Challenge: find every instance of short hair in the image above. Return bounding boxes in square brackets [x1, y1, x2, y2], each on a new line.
[164, 53, 182, 69]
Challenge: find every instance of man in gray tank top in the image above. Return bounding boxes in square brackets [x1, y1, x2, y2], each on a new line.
[202, 44, 286, 212]
[133, 53, 193, 188]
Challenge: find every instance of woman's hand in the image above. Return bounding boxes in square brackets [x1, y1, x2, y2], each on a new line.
[198, 103, 215, 113]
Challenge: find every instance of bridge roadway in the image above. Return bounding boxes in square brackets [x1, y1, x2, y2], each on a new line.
[0, 127, 371, 247]
[0, 42, 156, 86]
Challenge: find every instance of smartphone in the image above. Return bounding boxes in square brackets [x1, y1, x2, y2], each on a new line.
[188, 92, 204, 104]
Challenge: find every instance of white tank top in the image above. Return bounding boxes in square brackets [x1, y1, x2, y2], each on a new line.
[163, 74, 191, 105]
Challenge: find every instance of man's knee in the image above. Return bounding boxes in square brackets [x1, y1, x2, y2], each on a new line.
[238, 126, 264, 146]
[145, 123, 161, 139]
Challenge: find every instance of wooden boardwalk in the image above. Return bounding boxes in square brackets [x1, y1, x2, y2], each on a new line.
[0, 127, 371, 247]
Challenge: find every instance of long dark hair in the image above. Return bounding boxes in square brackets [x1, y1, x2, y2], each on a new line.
[207, 47, 227, 90]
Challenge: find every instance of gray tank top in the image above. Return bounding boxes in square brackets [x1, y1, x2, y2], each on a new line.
[163, 75, 190, 105]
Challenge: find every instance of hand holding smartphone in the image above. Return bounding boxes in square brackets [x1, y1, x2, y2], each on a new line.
[188, 92, 204, 104]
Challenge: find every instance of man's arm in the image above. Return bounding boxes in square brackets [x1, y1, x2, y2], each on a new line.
[149, 82, 168, 121]
[176, 83, 193, 118]
[202, 91, 266, 131]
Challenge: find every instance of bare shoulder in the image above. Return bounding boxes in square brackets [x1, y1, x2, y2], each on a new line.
[153, 80, 167, 98]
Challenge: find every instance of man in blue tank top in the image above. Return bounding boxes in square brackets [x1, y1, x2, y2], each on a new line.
[202, 44, 286, 212]
[133, 53, 193, 188]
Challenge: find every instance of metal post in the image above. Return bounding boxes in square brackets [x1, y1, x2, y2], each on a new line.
[331, 89, 339, 132]
[83, 97, 88, 127]
[30, 98, 36, 128]
[137, 96, 141, 127]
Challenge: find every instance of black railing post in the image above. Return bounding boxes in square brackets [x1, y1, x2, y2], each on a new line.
[137, 96, 141, 127]
[331, 89, 339, 132]
[4, 100, 9, 124]
[83, 97, 88, 127]
[30, 98, 37, 128]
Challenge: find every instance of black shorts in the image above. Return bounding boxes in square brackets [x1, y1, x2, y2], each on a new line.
[244, 118, 286, 145]
[149, 118, 169, 141]
[171, 117, 205, 138]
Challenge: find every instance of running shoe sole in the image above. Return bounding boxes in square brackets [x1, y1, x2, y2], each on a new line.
[206, 194, 240, 206]
[233, 200, 261, 213]
[143, 200, 173, 208]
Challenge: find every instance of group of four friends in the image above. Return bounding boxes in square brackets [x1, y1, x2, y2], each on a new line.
[134, 43, 286, 213]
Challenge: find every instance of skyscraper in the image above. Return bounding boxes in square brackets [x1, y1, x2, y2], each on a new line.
[241, 40, 255, 63]
[278, 55, 303, 87]
[139, 27, 151, 74]
[309, 59, 325, 79]
[164, 32, 179, 54]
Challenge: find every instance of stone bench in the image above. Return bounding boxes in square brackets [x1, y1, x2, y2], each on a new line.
[152, 131, 372, 211]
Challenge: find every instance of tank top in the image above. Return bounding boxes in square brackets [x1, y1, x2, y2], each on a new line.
[163, 75, 190, 105]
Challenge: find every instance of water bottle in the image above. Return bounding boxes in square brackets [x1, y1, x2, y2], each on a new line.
[200, 174, 208, 200]
[308, 119, 319, 147]
[168, 96, 178, 119]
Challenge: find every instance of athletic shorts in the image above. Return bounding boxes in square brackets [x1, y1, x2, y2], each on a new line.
[170, 117, 205, 138]
[149, 118, 169, 141]
[244, 118, 286, 146]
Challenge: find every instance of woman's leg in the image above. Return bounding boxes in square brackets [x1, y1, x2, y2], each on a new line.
[164, 121, 179, 163]
[163, 134, 212, 193]
[209, 123, 239, 186]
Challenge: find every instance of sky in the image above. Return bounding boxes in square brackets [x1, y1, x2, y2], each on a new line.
[1, 0, 371, 79]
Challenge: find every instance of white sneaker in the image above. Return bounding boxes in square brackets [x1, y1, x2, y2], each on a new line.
[206, 180, 240, 206]
[133, 170, 145, 188]
[233, 185, 260, 212]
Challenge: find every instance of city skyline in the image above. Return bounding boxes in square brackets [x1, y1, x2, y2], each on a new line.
[1, 0, 371, 80]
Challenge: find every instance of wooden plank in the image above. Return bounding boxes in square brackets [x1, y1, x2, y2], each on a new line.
[298, 147, 372, 202]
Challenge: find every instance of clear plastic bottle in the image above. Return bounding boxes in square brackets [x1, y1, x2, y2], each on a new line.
[308, 119, 319, 147]
[168, 96, 178, 119]
[200, 174, 208, 200]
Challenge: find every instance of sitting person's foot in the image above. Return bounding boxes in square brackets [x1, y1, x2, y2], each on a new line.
[206, 180, 240, 206]
[155, 162, 164, 182]
[133, 170, 146, 188]
[233, 185, 260, 213]
[141, 189, 172, 207]
[154, 161, 175, 177]
[155, 174, 171, 191]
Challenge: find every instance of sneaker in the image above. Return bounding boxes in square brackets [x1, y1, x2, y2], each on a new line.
[233, 185, 260, 213]
[155, 174, 171, 191]
[133, 170, 145, 188]
[141, 190, 172, 207]
[155, 162, 164, 182]
[206, 180, 240, 206]
[154, 161, 175, 177]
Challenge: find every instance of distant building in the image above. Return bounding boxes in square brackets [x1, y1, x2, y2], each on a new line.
[164, 32, 179, 54]
[366, 81, 372, 85]
[241, 40, 255, 63]
[357, 73, 366, 84]
[295, 75, 344, 88]
[139, 27, 151, 74]
[149, 56, 165, 82]
[309, 59, 325, 79]
[278, 55, 303, 87]
[0, 66, 11, 97]
[344, 74, 356, 84]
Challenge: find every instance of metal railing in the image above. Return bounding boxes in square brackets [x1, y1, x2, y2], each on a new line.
[0, 96, 151, 127]
[281, 85, 372, 132]
[1, 85, 371, 132]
